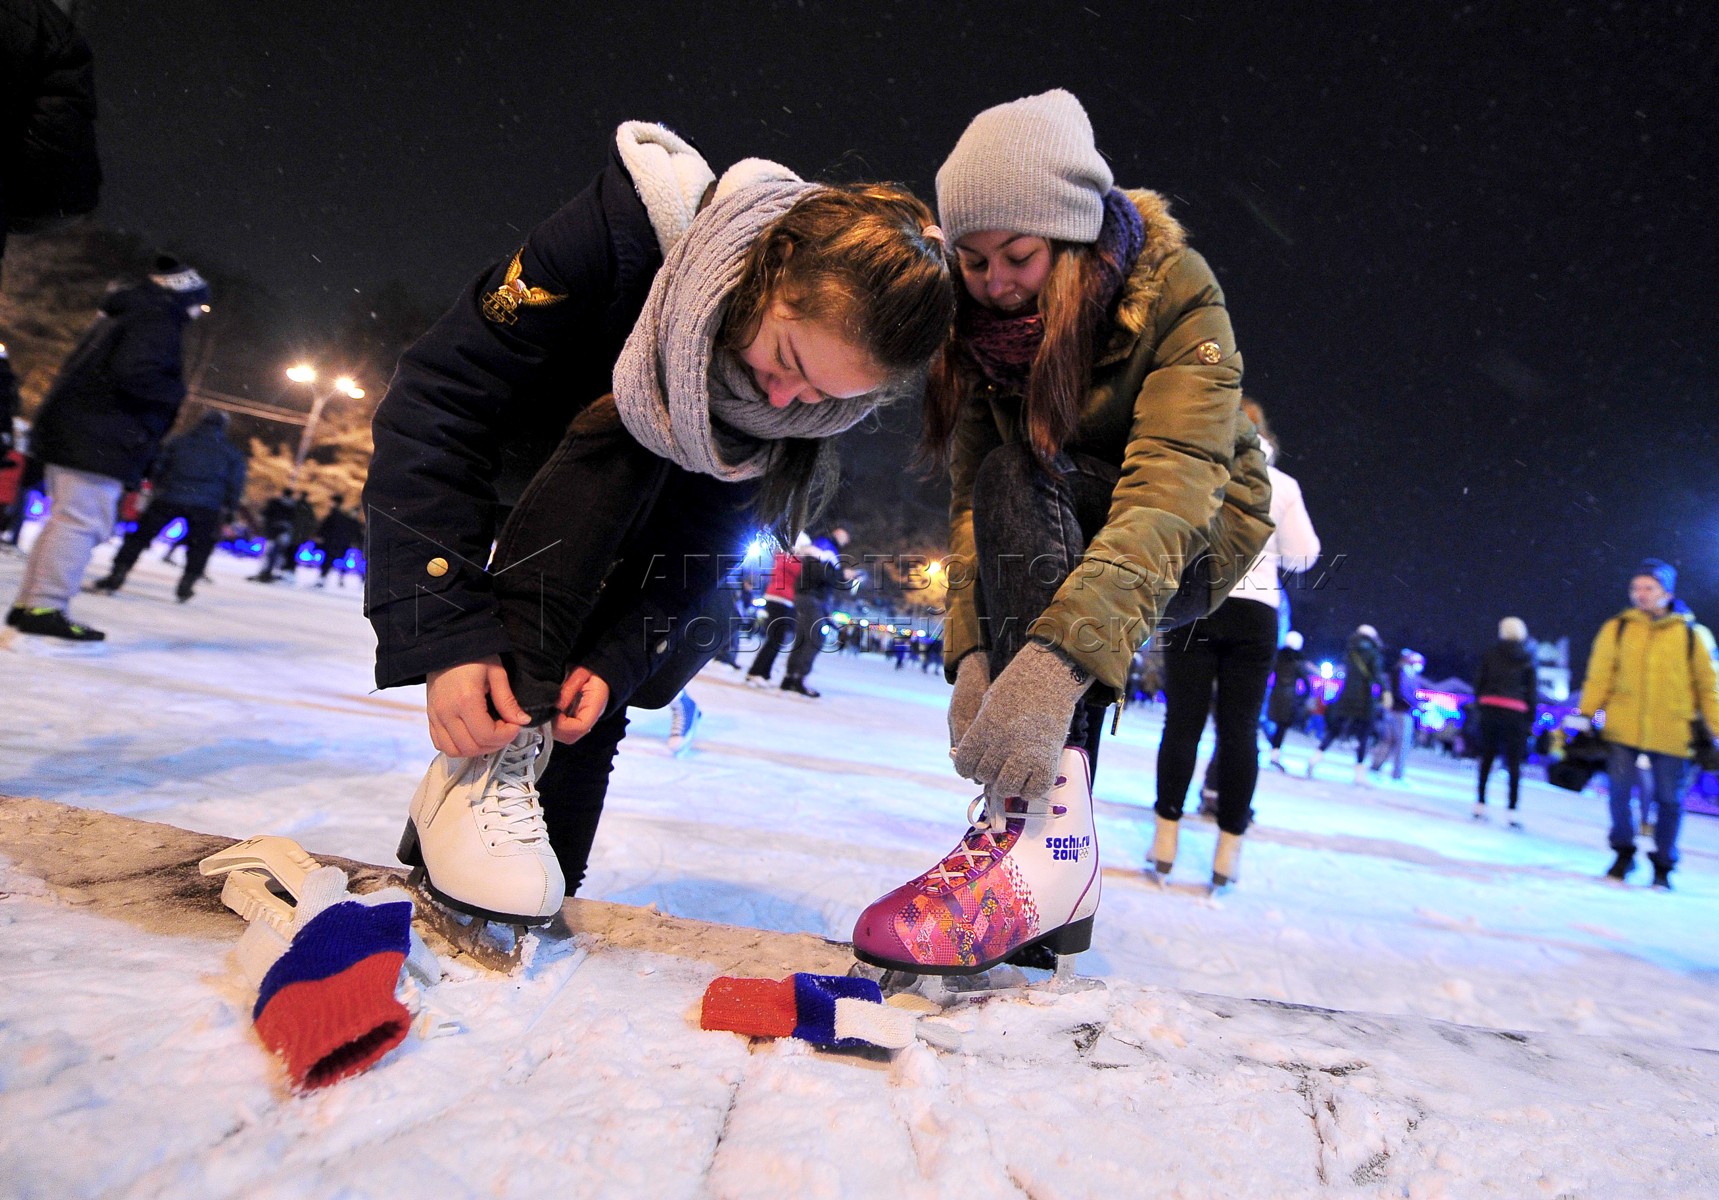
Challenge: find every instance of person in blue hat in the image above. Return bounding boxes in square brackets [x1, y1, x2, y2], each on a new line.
[1574, 558, 1719, 888]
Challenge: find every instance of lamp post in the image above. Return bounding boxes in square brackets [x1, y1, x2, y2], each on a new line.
[285, 365, 364, 486]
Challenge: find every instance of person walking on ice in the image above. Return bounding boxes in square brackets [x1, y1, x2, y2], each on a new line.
[7, 255, 210, 640]
[1472, 617, 1537, 826]
[1306, 623, 1387, 785]
[1573, 559, 1719, 889]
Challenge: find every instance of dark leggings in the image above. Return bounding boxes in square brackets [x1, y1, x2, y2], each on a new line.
[784, 597, 831, 681]
[1156, 597, 1277, 836]
[1319, 715, 1375, 763]
[1266, 702, 1299, 750]
[970, 443, 1118, 755]
[747, 600, 796, 679]
[1475, 706, 1531, 808]
[109, 501, 222, 591]
[536, 710, 629, 895]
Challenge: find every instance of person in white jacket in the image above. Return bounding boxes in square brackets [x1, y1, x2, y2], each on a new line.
[1150, 398, 1322, 888]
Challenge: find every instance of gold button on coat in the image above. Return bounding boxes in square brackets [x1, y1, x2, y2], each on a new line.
[426, 557, 449, 577]
[1197, 340, 1223, 364]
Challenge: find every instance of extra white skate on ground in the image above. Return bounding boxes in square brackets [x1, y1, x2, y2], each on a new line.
[3, 543, 1716, 1198]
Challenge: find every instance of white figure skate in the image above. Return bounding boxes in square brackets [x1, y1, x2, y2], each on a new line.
[397, 723, 564, 926]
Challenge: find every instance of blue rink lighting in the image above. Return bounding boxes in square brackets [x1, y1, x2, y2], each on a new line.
[161, 517, 187, 542]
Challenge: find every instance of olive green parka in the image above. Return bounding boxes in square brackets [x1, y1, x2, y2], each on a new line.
[943, 189, 1274, 692]
[1578, 604, 1719, 759]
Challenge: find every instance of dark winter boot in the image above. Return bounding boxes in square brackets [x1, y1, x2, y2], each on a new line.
[10, 607, 106, 641]
[1605, 848, 1635, 882]
[781, 676, 821, 699]
[88, 571, 126, 594]
[1651, 865, 1672, 891]
[175, 580, 196, 603]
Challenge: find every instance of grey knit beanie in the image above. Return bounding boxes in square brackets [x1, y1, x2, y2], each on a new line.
[936, 89, 1113, 245]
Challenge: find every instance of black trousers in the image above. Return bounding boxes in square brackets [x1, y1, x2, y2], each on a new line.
[970, 442, 1118, 756]
[1319, 714, 1375, 762]
[110, 500, 221, 591]
[1475, 705, 1531, 808]
[318, 543, 354, 578]
[747, 599, 796, 679]
[1156, 597, 1276, 836]
[536, 709, 630, 895]
[259, 533, 297, 576]
[785, 595, 831, 681]
[1265, 697, 1300, 750]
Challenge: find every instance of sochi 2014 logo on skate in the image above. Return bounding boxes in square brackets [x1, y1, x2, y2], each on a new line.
[1045, 834, 1091, 862]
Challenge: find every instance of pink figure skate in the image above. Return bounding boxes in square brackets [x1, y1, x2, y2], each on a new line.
[853, 746, 1100, 975]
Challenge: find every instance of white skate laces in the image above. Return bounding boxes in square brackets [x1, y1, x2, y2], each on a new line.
[477, 730, 550, 850]
[927, 780, 1072, 889]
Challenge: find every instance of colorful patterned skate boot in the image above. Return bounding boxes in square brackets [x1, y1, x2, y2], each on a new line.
[397, 723, 564, 925]
[852, 746, 1100, 975]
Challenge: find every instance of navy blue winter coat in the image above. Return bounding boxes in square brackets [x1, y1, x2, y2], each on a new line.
[147, 415, 246, 512]
[30, 282, 192, 488]
[364, 140, 756, 705]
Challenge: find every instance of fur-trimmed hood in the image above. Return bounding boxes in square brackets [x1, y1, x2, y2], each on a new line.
[1095, 188, 1187, 368]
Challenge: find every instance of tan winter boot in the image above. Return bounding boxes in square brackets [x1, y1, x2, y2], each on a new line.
[1150, 815, 1180, 878]
[1212, 831, 1244, 890]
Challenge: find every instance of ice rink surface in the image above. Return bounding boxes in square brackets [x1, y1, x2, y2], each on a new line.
[3, 541, 1716, 1198]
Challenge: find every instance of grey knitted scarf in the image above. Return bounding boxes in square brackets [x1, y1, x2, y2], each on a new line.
[612, 178, 891, 481]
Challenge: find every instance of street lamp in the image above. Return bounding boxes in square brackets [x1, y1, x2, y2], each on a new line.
[285, 365, 364, 485]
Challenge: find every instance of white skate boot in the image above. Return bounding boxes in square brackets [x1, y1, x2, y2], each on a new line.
[1305, 749, 1323, 779]
[397, 723, 564, 925]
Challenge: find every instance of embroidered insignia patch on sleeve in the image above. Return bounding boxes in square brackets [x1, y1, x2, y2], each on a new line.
[1196, 340, 1224, 365]
[481, 249, 567, 325]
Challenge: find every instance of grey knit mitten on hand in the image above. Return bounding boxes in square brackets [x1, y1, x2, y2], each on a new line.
[947, 652, 990, 748]
[952, 641, 1090, 802]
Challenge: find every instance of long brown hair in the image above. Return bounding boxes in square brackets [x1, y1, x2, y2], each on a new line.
[1240, 396, 1275, 457]
[919, 238, 1119, 473]
[719, 183, 955, 534]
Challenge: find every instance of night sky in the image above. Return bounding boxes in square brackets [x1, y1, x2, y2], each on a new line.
[76, 1, 1717, 673]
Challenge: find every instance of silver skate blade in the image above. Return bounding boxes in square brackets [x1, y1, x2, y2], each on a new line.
[850, 959, 1102, 1007]
[401, 873, 536, 974]
[1049, 953, 1106, 994]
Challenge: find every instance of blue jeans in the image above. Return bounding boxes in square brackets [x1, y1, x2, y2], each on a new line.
[1369, 710, 1413, 779]
[1605, 742, 1688, 871]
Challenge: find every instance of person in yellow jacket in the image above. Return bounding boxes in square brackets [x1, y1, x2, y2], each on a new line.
[1575, 558, 1719, 888]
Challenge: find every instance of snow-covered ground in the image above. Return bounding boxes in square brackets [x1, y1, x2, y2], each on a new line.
[3, 537, 1717, 1198]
